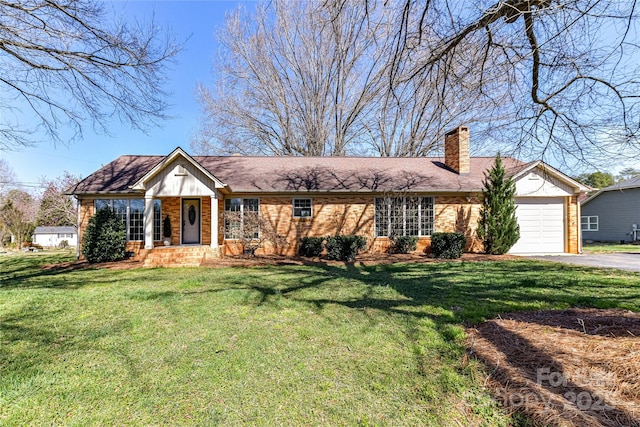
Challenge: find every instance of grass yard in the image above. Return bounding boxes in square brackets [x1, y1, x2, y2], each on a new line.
[1, 251, 639, 426]
[583, 242, 640, 253]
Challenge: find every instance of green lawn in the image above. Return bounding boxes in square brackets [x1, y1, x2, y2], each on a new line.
[583, 241, 640, 253]
[1, 251, 639, 426]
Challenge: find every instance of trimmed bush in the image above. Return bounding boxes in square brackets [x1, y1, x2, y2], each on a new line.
[431, 232, 466, 259]
[389, 235, 418, 254]
[325, 235, 367, 261]
[299, 236, 324, 257]
[82, 207, 126, 263]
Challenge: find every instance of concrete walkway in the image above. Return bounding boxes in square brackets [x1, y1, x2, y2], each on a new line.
[529, 253, 640, 272]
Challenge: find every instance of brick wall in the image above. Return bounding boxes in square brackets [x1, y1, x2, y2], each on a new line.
[160, 197, 181, 246]
[220, 194, 484, 255]
[434, 194, 483, 252]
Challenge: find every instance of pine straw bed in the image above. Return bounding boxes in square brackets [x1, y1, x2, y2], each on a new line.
[466, 309, 640, 426]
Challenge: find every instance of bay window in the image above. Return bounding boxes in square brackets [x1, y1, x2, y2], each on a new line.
[94, 199, 162, 241]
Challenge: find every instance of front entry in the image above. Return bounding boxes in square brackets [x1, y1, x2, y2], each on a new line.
[182, 199, 201, 244]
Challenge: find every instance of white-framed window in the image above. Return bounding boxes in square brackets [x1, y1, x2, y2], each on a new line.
[94, 199, 161, 241]
[374, 196, 434, 237]
[224, 198, 260, 239]
[153, 200, 162, 241]
[581, 215, 598, 231]
[293, 198, 312, 218]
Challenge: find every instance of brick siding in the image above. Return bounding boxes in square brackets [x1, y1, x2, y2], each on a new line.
[76, 192, 581, 259]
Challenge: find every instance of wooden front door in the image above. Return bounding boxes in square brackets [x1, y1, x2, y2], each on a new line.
[182, 199, 201, 244]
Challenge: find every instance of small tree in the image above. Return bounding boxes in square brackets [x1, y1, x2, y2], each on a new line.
[225, 210, 286, 256]
[477, 154, 520, 255]
[82, 207, 126, 263]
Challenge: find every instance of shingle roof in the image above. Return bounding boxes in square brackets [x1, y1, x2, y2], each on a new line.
[601, 174, 640, 192]
[34, 226, 77, 234]
[68, 154, 527, 195]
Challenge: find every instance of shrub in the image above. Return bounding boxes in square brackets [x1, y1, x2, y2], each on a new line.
[477, 153, 520, 254]
[299, 236, 324, 257]
[431, 232, 466, 259]
[325, 235, 367, 261]
[59, 240, 69, 249]
[82, 207, 126, 263]
[389, 235, 418, 254]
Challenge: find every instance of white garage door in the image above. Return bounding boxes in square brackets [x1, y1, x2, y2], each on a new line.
[509, 197, 565, 254]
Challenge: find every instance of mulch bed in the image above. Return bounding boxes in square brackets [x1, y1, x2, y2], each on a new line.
[466, 309, 640, 426]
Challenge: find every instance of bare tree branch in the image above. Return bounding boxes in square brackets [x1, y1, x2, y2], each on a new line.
[0, 0, 181, 149]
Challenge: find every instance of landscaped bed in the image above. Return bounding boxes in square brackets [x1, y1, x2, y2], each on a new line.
[1, 251, 639, 425]
[468, 309, 640, 427]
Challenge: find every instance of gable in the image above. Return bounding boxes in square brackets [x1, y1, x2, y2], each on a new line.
[145, 157, 219, 197]
[514, 168, 575, 197]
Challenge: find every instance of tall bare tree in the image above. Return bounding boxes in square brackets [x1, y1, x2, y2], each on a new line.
[196, 0, 639, 167]
[373, 0, 640, 167]
[194, 0, 393, 156]
[0, 0, 181, 149]
[37, 172, 80, 227]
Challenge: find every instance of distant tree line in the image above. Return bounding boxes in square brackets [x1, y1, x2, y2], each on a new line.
[574, 167, 640, 191]
[0, 159, 79, 248]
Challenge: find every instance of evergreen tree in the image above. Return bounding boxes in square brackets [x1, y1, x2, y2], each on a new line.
[477, 154, 520, 255]
[82, 207, 126, 263]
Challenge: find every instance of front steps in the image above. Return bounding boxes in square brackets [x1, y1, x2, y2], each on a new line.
[140, 246, 222, 267]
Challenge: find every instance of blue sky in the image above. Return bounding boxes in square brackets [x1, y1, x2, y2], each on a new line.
[2, 0, 638, 189]
[2, 0, 251, 189]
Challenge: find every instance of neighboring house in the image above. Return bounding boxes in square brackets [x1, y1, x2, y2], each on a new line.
[32, 226, 78, 248]
[581, 175, 640, 243]
[66, 127, 589, 265]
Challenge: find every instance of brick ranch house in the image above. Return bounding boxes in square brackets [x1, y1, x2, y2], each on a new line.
[67, 127, 589, 266]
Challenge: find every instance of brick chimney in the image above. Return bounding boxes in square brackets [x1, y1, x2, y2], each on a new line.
[444, 126, 470, 175]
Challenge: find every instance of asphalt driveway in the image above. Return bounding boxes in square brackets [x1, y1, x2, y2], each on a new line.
[530, 253, 640, 272]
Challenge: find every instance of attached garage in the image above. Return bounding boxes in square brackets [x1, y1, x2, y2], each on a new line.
[507, 164, 589, 254]
[509, 197, 565, 254]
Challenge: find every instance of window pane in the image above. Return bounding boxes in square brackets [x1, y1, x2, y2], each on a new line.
[405, 197, 419, 236]
[389, 197, 404, 236]
[224, 198, 259, 239]
[293, 198, 312, 218]
[153, 200, 162, 241]
[420, 197, 434, 236]
[243, 211, 260, 239]
[225, 198, 242, 212]
[129, 199, 144, 241]
[111, 200, 127, 236]
[374, 198, 388, 237]
[244, 198, 259, 212]
[244, 199, 260, 238]
[94, 199, 111, 211]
